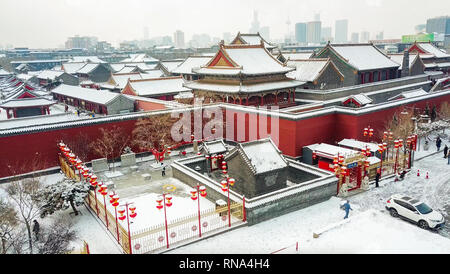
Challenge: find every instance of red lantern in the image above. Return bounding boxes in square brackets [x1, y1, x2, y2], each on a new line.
[369, 128, 374, 137]
[222, 169, 228, 175]
[338, 155, 344, 164]
[156, 198, 163, 210]
[182, 151, 186, 156]
[364, 160, 370, 168]
[363, 128, 368, 136]
[191, 134, 195, 141]
[221, 180, 228, 192]
[394, 140, 399, 149]
[333, 156, 338, 164]
[191, 190, 198, 200]
[389, 132, 393, 140]
[383, 142, 387, 150]
[399, 139, 403, 148]
[199, 186, 207, 197]
[383, 131, 388, 140]
[366, 147, 371, 156]
[118, 208, 126, 220]
[129, 205, 137, 218]
[312, 151, 317, 160]
[165, 195, 173, 207]
[227, 178, 235, 187]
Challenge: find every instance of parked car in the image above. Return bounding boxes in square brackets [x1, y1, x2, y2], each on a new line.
[385, 194, 445, 229]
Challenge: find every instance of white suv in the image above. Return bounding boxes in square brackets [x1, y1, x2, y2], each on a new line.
[385, 194, 445, 230]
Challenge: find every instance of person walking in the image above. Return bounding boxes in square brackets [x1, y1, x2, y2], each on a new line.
[448, 151, 450, 165]
[444, 145, 448, 158]
[436, 137, 442, 151]
[32, 220, 40, 241]
[375, 170, 381, 188]
[162, 166, 166, 177]
[343, 200, 352, 219]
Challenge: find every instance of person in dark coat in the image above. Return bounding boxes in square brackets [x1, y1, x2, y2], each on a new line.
[32, 220, 40, 240]
[343, 200, 352, 219]
[162, 166, 166, 176]
[436, 137, 442, 151]
[375, 170, 381, 188]
[444, 145, 448, 158]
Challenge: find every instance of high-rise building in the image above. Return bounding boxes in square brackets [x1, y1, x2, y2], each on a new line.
[335, 19, 348, 43]
[360, 31, 370, 43]
[295, 23, 307, 43]
[350, 32, 359, 43]
[250, 10, 260, 33]
[426, 16, 450, 47]
[321, 27, 333, 43]
[307, 21, 322, 44]
[415, 24, 426, 33]
[65, 35, 98, 49]
[260, 26, 270, 41]
[174, 30, 185, 48]
[375, 31, 384, 40]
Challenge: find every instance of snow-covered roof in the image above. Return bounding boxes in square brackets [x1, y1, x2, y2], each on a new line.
[388, 88, 428, 101]
[282, 51, 314, 60]
[305, 143, 359, 159]
[342, 93, 373, 106]
[76, 63, 101, 74]
[171, 56, 212, 75]
[34, 70, 66, 80]
[416, 43, 450, 58]
[325, 44, 400, 71]
[0, 97, 55, 108]
[232, 33, 276, 49]
[69, 56, 106, 63]
[184, 79, 303, 94]
[62, 62, 87, 74]
[111, 72, 163, 89]
[388, 53, 420, 70]
[194, 44, 294, 76]
[160, 61, 184, 73]
[338, 139, 380, 152]
[237, 138, 287, 174]
[286, 59, 342, 82]
[120, 53, 158, 63]
[202, 139, 228, 155]
[0, 68, 12, 76]
[51, 84, 126, 105]
[126, 77, 191, 97]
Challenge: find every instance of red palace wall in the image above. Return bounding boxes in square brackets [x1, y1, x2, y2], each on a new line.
[1, 92, 450, 178]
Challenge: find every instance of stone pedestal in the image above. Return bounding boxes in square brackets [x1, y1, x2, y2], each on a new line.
[92, 158, 109, 172]
[121, 153, 136, 167]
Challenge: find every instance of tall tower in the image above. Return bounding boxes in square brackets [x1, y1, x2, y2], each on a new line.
[250, 10, 260, 33]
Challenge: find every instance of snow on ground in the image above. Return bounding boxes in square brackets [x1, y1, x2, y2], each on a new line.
[168, 152, 450, 254]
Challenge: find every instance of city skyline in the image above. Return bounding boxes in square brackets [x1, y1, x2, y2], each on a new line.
[0, 0, 449, 48]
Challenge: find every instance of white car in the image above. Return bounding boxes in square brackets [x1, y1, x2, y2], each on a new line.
[385, 194, 445, 230]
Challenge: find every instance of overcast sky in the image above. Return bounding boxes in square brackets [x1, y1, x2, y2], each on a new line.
[0, 0, 449, 48]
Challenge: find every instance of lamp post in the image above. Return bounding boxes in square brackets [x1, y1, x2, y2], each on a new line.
[394, 140, 399, 174]
[89, 173, 99, 216]
[97, 182, 109, 228]
[156, 193, 173, 249]
[109, 192, 120, 243]
[221, 177, 236, 228]
[378, 143, 386, 178]
[118, 202, 137, 254]
[190, 184, 207, 237]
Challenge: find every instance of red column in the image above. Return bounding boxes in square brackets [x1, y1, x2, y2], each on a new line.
[378, 70, 381, 81]
[260, 96, 264, 106]
[12, 108, 17, 118]
[386, 70, 389, 80]
[361, 73, 365, 84]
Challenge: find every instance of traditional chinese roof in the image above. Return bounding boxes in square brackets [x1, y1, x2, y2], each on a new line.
[338, 139, 380, 152]
[110, 72, 163, 89]
[282, 51, 314, 61]
[124, 76, 191, 97]
[52, 84, 129, 105]
[388, 53, 422, 70]
[171, 56, 212, 75]
[387, 88, 428, 101]
[231, 32, 276, 49]
[305, 143, 359, 160]
[68, 56, 106, 63]
[193, 43, 294, 76]
[201, 139, 228, 155]
[409, 42, 450, 59]
[341, 93, 373, 107]
[184, 79, 303, 94]
[316, 43, 400, 71]
[286, 58, 344, 82]
[120, 54, 158, 63]
[226, 137, 287, 175]
[0, 97, 55, 109]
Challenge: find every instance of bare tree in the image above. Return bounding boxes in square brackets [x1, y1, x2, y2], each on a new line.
[89, 126, 130, 172]
[0, 199, 18, 254]
[439, 101, 450, 120]
[132, 114, 178, 162]
[36, 215, 77, 254]
[6, 179, 43, 254]
[63, 132, 92, 162]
